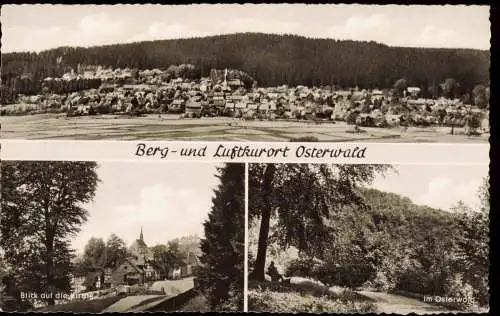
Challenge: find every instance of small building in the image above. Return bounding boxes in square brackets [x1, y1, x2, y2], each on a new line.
[407, 87, 421, 97]
[235, 102, 247, 110]
[185, 99, 202, 117]
[112, 258, 144, 286]
[111, 227, 162, 285]
[83, 271, 108, 291]
[227, 79, 244, 89]
[70, 274, 87, 294]
[170, 99, 186, 112]
[213, 96, 226, 107]
[246, 103, 259, 111]
[167, 267, 182, 280]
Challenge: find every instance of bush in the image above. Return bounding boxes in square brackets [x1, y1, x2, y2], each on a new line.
[370, 271, 396, 292]
[314, 263, 376, 289]
[218, 290, 243, 312]
[248, 288, 376, 313]
[396, 266, 449, 295]
[443, 274, 479, 310]
[95, 104, 112, 115]
[345, 111, 359, 125]
[289, 136, 320, 142]
[285, 258, 319, 278]
[465, 113, 482, 135]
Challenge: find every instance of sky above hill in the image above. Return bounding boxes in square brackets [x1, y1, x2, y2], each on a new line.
[1, 4, 490, 53]
[71, 162, 222, 254]
[70, 161, 488, 253]
[371, 164, 488, 213]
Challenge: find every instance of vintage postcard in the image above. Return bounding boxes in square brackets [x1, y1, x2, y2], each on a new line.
[0, 3, 492, 315]
[0, 4, 490, 142]
[247, 163, 489, 314]
[0, 161, 245, 312]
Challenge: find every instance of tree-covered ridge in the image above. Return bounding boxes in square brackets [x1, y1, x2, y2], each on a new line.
[1, 33, 489, 93]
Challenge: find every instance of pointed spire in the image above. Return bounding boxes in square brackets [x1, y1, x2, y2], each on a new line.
[140, 226, 144, 242]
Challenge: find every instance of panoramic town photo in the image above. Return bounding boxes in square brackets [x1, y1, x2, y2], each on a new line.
[0, 161, 245, 312]
[0, 4, 490, 142]
[247, 163, 489, 313]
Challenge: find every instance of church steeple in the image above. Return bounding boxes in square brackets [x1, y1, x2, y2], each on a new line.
[139, 226, 144, 242]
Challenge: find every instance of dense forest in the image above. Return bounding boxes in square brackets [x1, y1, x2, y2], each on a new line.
[324, 186, 489, 306]
[1, 33, 489, 94]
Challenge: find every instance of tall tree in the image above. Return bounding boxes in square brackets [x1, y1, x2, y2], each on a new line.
[166, 239, 187, 268]
[105, 234, 128, 269]
[197, 163, 244, 311]
[248, 164, 391, 281]
[472, 84, 489, 108]
[393, 78, 409, 98]
[440, 78, 460, 99]
[82, 238, 107, 271]
[454, 176, 489, 305]
[151, 244, 170, 278]
[0, 161, 99, 306]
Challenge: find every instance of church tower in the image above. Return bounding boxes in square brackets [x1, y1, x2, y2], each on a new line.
[140, 226, 144, 242]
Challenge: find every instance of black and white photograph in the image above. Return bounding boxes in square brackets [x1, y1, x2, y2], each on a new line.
[0, 4, 490, 142]
[247, 163, 489, 313]
[0, 161, 244, 312]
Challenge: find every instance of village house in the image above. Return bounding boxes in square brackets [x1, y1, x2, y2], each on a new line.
[70, 273, 87, 294]
[227, 78, 244, 90]
[407, 86, 421, 98]
[110, 228, 161, 286]
[185, 96, 202, 118]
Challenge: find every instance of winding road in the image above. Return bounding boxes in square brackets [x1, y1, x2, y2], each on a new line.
[357, 291, 458, 314]
[102, 277, 194, 312]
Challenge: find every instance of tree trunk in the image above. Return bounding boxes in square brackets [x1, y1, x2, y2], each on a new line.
[45, 234, 55, 306]
[249, 164, 276, 281]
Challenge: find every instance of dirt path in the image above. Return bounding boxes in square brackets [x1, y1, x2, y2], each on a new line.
[357, 291, 457, 314]
[149, 277, 194, 294]
[102, 295, 165, 312]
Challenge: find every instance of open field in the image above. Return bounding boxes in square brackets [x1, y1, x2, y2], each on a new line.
[0, 113, 489, 142]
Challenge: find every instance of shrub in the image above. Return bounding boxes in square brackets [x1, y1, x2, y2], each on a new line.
[289, 136, 320, 142]
[396, 266, 449, 296]
[345, 111, 359, 125]
[370, 271, 396, 292]
[218, 290, 243, 312]
[95, 104, 112, 115]
[465, 113, 482, 135]
[285, 258, 319, 278]
[443, 274, 479, 310]
[248, 288, 376, 313]
[315, 262, 377, 289]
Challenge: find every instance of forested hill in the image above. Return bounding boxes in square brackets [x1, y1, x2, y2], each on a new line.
[327, 185, 488, 306]
[1, 32, 490, 92]
[358, 187, 455, 231]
